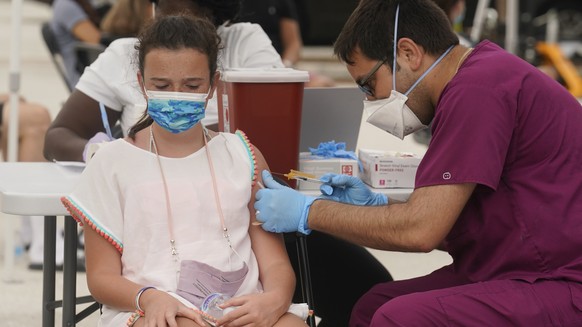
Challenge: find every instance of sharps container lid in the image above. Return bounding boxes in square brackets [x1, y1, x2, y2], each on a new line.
[220, 68, 310, 83]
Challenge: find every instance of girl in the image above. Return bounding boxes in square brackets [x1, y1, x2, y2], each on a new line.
[62, 15, 306, 327]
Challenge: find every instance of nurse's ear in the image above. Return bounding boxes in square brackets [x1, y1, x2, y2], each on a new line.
[396, 38, 424, 72]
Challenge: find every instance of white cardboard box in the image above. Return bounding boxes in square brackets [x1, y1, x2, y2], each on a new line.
[359, 149, 422, 188]
[298, 152, 359, 190]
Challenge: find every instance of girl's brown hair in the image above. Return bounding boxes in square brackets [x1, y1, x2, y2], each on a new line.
[128, 15, 221, 139]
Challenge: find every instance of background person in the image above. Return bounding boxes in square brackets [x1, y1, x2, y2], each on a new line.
[0, 94, 51, 163]
[50, 0, 110, 88]
[253, 0, 582, 325]
[100, 0, 154, 41]
[236, 0, 335, 87]
[237, 0, 301, 68]
[62, 15, 307, 326]
[0, 94, 64, 270]
[44, 0, 283, 163]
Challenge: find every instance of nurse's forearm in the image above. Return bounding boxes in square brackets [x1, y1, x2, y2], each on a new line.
[307, 184, 474, 252]
[44, 127, 87, 162]
[307, 200, 430, 252]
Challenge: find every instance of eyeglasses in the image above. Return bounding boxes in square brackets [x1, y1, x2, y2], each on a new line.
[357, 59, 386, 97]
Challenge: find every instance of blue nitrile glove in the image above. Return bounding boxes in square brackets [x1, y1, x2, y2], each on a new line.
[254, 170, 316, 234]
[319, 173, 388, 206]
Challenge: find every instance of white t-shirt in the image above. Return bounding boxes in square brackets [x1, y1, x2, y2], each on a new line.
[63, 131, 262, 326]
[76, 23, 284, 135]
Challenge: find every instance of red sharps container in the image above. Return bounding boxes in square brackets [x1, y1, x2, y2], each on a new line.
[217, 69, 310, 187]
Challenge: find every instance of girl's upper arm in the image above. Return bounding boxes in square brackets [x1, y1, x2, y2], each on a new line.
[248, 144, 269, 225]
[83, 222, 123, 285]
[246, 144, 290, 265]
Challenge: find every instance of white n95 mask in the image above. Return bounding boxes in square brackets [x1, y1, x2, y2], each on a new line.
[365, 4, 454, 140]
[364, 90, 427, 140]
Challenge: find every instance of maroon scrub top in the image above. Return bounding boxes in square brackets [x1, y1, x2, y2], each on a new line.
[415, 41, 582, 283]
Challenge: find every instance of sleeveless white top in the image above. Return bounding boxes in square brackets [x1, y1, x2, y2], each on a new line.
[63, 131, 261, 326]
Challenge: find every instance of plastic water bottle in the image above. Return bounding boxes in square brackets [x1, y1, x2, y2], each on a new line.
[201, 293, 230, 318]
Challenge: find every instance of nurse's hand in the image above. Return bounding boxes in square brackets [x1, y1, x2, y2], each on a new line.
[319, 173, 388, 206]
[254, 170, 315, 234]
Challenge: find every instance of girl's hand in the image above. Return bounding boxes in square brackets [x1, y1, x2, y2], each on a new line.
[215, 292, 287, 327]
[140, 290, 208, 326]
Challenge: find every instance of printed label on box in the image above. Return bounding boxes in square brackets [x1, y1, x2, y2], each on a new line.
[341, 165, 354, 176]
[298, 153, 359, 190]
[359, 149, 421, 188]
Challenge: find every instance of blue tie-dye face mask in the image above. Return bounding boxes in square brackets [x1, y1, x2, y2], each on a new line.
[146, 90, 208, 133]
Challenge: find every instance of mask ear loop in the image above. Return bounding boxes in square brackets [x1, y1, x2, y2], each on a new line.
[141, 77, 150, 99]
[142, 83, 153, 151]
[392, 4, 400, 92]
[403, 45, 455, 96]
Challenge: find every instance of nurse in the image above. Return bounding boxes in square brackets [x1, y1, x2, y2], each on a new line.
[254, 0, 582, 325]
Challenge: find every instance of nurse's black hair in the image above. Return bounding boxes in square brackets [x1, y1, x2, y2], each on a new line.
[334, 0, 459, 69]
[128, 15, 221, 139]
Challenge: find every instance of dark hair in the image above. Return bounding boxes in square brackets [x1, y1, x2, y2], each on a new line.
[334, 0, 459, 68]
[128, 15, 221, 138]
[156, 0, 241, 27]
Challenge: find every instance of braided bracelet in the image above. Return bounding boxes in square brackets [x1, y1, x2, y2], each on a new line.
[135, 286, 156, 315]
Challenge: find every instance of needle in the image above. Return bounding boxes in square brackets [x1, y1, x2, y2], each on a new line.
[289, 175, 323, 184]
[272, 170, 323, 184]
